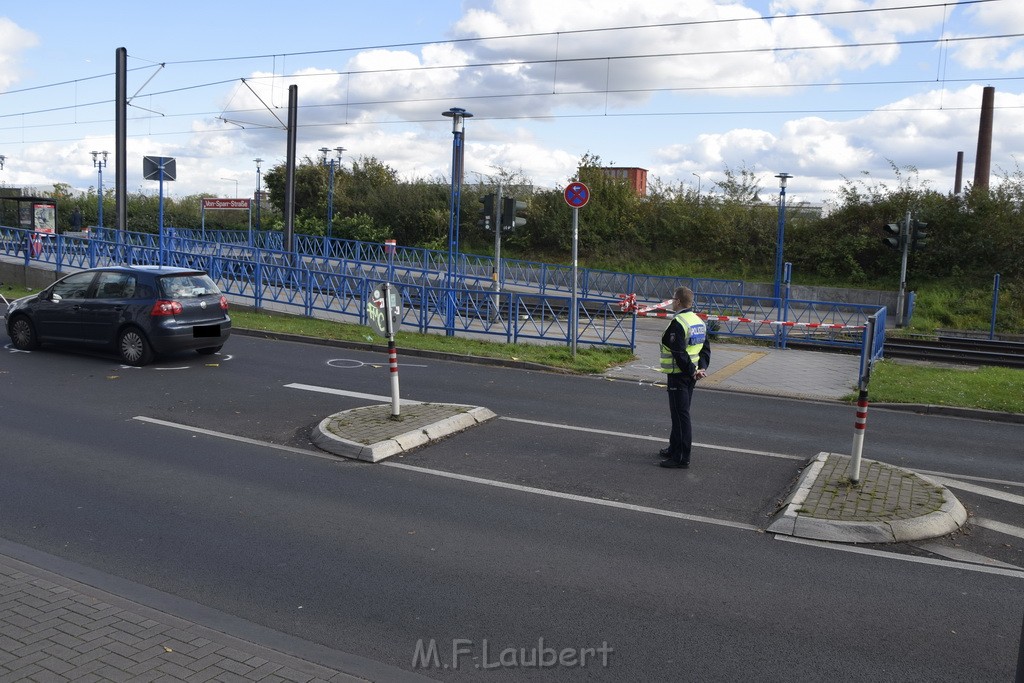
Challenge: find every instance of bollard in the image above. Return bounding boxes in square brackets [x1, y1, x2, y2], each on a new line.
[848, 389, 869, 484]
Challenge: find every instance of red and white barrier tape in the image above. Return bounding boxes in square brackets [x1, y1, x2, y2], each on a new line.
[616, 294, 865, 329]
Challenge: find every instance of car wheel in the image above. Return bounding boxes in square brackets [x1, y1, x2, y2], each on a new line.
[118, 327, 154, 366]
[9, 315, 40, 350]
[196, 346, 222, 355]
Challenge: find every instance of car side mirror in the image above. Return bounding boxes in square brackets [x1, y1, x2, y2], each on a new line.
[49, 291, 62, 303]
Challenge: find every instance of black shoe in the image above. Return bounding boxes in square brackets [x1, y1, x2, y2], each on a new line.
[658, 447, 671, 457]
[659, 459, 689, 469]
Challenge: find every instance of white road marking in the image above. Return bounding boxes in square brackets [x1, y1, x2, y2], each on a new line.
[911, 541, 1023, 570]
[284, 382, 420, 404]
[133, 416, 340, 460]
[925, 476, 1024, 505]
[133, 415, 757, 531]
[916, 469, 1024, 489]
[134, 410, 1022, 577]
[499, 416, 805, 461]
[973, 518, 1024, 540]
[382, 461, 760, 531]
[327, 358, 427, 369]
[776, 535, 1024, 579]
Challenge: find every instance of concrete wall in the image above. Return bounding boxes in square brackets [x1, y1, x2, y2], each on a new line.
[742, 281, 898, 313]
[0, 260, 59, 291]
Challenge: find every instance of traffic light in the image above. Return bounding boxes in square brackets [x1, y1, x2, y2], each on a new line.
[882, 222, 904, 251]
[910, 219, 928, 250]
[478, 193, 495, 230]
[502, 196, 527, 231]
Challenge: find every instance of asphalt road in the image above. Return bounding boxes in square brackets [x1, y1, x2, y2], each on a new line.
[1, 333, 1021, 681]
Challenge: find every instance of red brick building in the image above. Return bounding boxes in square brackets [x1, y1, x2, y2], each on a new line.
[599, 167, 648, 196]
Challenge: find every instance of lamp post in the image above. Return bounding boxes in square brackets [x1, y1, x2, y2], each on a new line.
[442, 107, 472, 336]
[773, 172, 793, 300]
[319, 146, 344, 239]
[91, 151, 108, 227]
[692, 172, 701, 205]
[253, 158, 263, 234]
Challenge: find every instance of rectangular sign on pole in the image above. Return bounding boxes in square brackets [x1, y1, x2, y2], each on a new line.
[202, 198, 251, 210]
[143, 156, 176, 181]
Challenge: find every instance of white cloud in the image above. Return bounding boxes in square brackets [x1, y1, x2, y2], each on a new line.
[0, 18, 38, 90]
[1, 2, 1023, 205]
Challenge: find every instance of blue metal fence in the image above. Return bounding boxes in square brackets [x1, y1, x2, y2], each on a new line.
[0, 224, 881, 352]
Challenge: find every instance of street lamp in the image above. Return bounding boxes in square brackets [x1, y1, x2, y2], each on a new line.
[442, 107, 472, 336]
[692, 172, 701, 205]
[221, 177, 238, 198]
[91, 151, 108, 227]
[319, 146, 345, 239]
[253, 158, 263, 234]
[774, 172, 793, 300]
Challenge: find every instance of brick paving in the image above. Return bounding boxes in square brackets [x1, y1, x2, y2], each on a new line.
[0, 554, 366, 683]
[801, 453, 946, 522]
[320, 402, 471, 446]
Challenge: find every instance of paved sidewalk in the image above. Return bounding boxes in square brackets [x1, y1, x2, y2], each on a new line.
[0, 544, 429, 683]
[0, 556, 363, 682]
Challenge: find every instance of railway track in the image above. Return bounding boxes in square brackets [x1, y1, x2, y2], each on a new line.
[882, 335, 1024, 369]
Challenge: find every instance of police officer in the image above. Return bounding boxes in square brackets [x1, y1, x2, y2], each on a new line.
[658, 286, 711, 469]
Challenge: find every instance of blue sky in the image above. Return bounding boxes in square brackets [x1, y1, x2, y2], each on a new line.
[2, 0, 1023, 207]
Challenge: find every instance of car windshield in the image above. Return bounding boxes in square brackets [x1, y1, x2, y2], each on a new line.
[159, 274, 220, 299]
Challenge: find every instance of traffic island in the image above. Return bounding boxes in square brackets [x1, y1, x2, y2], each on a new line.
[768, 452, 967, 543]
[312, 402, 496, 462]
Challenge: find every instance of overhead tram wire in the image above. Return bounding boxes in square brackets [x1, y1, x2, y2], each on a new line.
[142, 0, 1002, 69]
[4, 0, 1004, 103]
[5, 29, 1020, 130]
[2, 1, 1017, 143]
[95, 29, 1024, 128]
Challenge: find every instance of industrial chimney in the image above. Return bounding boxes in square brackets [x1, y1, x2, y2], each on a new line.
[973, 86, 995, 192]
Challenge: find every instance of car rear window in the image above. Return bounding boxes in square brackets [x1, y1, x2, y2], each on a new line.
[159, 274, 221, 299]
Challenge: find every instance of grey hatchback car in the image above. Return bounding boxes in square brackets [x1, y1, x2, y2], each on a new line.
[4, 265, 231, 366]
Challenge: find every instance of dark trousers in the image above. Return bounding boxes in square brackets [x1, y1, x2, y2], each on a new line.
[666, 376, 696, 464]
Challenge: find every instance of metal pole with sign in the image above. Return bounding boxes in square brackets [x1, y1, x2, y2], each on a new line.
[143, 156, 176, 267]
[848, 309, 884, 484]
[563, 182, 590, 357]
[368, 283, 403, 418]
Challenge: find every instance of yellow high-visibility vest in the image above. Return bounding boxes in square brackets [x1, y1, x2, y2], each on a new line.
[659, 310, 706, 374]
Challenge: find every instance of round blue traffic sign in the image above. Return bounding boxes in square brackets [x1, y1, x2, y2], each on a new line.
[564, 182, 590, 208]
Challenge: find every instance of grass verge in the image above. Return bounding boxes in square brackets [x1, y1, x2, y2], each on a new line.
[862, 360, 1024, 414]
[230, 309, 634, 375]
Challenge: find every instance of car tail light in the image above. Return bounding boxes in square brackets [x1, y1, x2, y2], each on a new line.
[151, 299, 183, 316]
[219, 295, 229, 311]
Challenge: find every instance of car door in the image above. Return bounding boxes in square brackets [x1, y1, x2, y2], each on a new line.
[89, 271, 137, 344]
[33, 271, 98, 342]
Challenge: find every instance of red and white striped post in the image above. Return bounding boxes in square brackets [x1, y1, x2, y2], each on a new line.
[848, 314, 878, 484]
[849, 389, 869, 484]
[383, 283, 401, 418]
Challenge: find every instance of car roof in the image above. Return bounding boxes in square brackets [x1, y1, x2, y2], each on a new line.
[83, 265, 206, 276]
